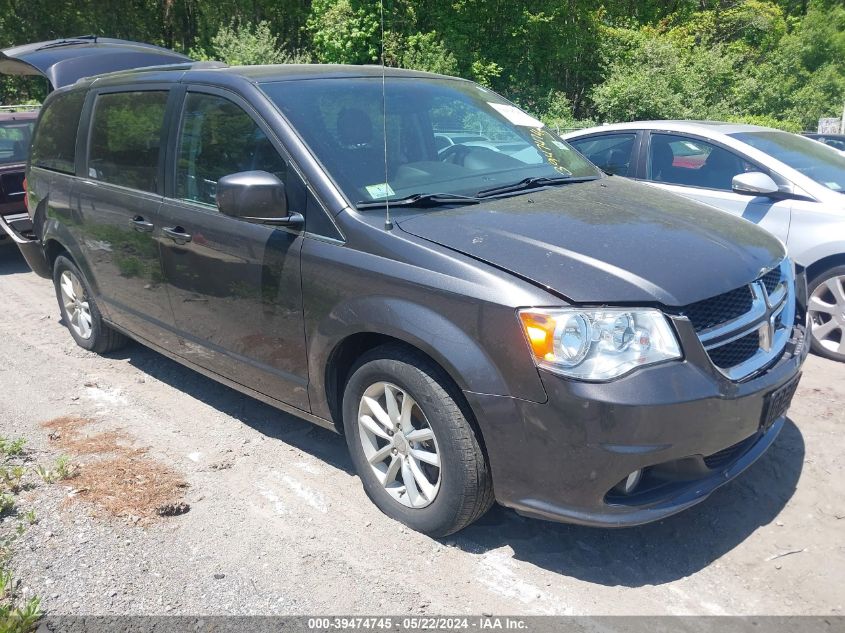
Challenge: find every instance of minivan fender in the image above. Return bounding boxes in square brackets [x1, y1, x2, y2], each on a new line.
[39, 215, 101, 294]
[307, 296, 544, 423]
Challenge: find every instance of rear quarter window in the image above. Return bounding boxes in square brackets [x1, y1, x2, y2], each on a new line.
[30, 91, 85, 174]
[569, 133, 636, 176]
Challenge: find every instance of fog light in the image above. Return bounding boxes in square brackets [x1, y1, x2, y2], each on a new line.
[613, 469, 642, 495]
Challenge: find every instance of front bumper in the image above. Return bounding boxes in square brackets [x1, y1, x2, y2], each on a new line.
[466, 317, 808, 528]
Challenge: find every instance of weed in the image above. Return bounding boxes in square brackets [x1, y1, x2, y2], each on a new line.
[0, 438, 26, 459]
[34, 456, 77, 484]
[32, 466, 53, 484]
[0, 568, 41, 632]
[0, 568, 10, 595]
[0, 466, 25, 494]
[54, 456, 74, 480]
[0, 435, 41, 632]
[0, 493, 14, 516]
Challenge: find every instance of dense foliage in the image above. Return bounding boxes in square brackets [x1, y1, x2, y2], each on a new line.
[0, 0, 842, 131]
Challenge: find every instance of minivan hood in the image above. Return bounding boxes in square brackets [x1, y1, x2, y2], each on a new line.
[0, 37, 190, 89]
[397, 177, 785, 306]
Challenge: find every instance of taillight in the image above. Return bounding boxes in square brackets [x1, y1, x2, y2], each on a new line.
[22, 177, 27, 212]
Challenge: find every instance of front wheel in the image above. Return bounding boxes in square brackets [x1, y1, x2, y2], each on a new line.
[342, 345, 493, 537]
[808, 266, 845, 362]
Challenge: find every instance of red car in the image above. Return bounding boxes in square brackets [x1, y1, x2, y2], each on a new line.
[0, 109, 38, 244]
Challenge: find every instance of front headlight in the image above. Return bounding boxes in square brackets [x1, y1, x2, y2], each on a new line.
[518, 308, 682, 380]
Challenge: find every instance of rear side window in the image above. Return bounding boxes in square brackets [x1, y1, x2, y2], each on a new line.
[30, 91, 85, 174]
[88, 91, 169, 193]
[569, 133, 636, 176]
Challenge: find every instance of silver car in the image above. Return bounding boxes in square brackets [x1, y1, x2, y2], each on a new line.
[564, 121, 845, 362]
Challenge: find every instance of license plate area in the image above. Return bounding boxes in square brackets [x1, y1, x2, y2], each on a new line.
[761, 373, 800, 431]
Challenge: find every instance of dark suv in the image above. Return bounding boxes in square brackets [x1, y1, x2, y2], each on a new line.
[17, 62, 807, 536]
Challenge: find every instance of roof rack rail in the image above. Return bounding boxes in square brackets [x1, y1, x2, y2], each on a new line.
[78, 60, 228, 84]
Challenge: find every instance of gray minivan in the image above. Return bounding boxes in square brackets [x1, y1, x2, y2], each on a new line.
[12, 56, 807, 535]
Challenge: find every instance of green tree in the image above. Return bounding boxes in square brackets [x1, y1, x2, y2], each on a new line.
[0, 0, 842, 130]
[589, 0, 843, 130]
[386, 31, 458, 75]
[190, 19, 308, 65]
[307, 0, 380, 64]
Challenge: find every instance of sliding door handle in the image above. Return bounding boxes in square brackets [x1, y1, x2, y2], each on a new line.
[130, 216, 154, 232]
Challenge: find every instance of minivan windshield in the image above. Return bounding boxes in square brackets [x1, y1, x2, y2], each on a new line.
[260, 77, 600, 206]
[731, 130, 845, 194]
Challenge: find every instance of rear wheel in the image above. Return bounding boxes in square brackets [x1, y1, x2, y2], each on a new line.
[53, 255, 127, 353]
[342, 345, 493, 537]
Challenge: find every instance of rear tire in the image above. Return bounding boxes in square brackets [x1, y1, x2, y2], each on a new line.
[53, 255, 127, 354]
[807, 265, 845, 362]
[342, 345, 494, 537]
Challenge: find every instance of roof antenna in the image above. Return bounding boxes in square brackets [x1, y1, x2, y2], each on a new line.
[380, 0, 393, 230]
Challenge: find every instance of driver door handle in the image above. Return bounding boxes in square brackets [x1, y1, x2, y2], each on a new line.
[162, 226, 192, 244]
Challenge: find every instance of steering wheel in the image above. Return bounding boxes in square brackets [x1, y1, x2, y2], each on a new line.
[438, 143, 473, 166]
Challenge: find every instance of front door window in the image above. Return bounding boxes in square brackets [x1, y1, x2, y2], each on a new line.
[647, 134, 755, 191]
[176, 93, 287, 206]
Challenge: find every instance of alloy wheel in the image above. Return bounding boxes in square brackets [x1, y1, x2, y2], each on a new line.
[809, 274, 845, 357]
[356, 381, 441, 508]
[59, 269, 93, 340]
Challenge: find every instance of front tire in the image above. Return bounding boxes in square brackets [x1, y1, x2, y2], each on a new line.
[53, 255, 127, 354]
[342, 345, 493, 537]
[808, 266, 845, 362]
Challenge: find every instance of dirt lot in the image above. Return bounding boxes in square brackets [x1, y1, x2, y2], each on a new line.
[0, 244, 843, 616]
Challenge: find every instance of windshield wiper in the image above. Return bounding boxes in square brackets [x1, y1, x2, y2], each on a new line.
[355, 193, 482, 209]
[476, 175, 597, 198]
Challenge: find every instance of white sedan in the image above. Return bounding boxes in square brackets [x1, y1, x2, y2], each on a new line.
[563, 121, 845, 362]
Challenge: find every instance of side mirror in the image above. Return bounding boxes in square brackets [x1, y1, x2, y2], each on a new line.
[732, 172, 780, 197]
[216, 170, 303, 227]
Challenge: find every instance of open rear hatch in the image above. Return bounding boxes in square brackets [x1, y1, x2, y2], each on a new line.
[0, 36, 191, 89]
[0, 37, 190, 271]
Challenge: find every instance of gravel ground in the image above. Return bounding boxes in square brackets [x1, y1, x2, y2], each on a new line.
[1, 244, 843, 616]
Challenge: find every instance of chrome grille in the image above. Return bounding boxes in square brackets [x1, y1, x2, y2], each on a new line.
[681, 259, 795, 381]
[683, 286, 753, 331]
[708, 331, 759, 369]
[761, 268, 782, 295]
